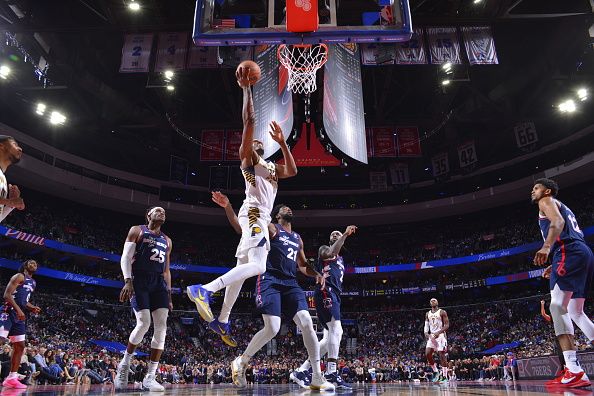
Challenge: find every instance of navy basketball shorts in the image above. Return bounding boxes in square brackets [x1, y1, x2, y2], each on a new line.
[255, 274, 308, 319]
[314, 288, 341, 330]
[131, 272, 170, 312]
[0, 309, 26, 341]
[550, 241, 594, 299]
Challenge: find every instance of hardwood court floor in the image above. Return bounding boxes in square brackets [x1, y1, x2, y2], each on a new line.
[4, 380, 592, 396]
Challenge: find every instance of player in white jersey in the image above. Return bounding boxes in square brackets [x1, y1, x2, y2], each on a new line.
[424, 298, 450, 382]
[0, 135, 25, 222]
[187, 66, 297, 346]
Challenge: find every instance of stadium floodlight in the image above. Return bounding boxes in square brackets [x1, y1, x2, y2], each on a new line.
[577, 88, 588, 101]
[164, 70, 175, 80]
[0, 65, 10, 79]
[559, 99, 576, 113]
[442, 79, 451, 86]
[36, 103, 46, 115]
[128, 1, 140, 11]
[49, 111, 67, 125]
[166, 84, 175, 91]
[442, 62, 453, 74]
[473, 0, 482, 4]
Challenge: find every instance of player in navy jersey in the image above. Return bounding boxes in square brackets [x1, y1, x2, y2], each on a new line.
[0, 135, 25, 223]
[210, 193, 334, 391]
[292, 225, 357, 390]
[0, 259, 40, 389]
[531, 178, 594, 388]
[115, 206, 173, 392]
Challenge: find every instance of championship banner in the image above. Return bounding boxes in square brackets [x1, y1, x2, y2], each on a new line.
[119, 33, 154, 73]
[323, 43, 368, 164]
[395, 28, 427, 65]
[371, 127, 397, 157]
[396, 126, 422, 157]
[461, 26, 499, 65]
[360, 44, 396, 66]
[426, 27, 462, 65]
[514, 121, 538, 148]
[187, 45, 219, 69]
[253, 45, 293, 158]
[457, 141, 478, 168]
[224, 129, 243, 161]
[154, 32, 189, 72]
[389, 163, 410, 185]
[200, 130, 225, 161]
[431, 152, 450, 177]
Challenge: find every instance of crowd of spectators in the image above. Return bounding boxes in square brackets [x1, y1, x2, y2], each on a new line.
[1, 291, 592, 386]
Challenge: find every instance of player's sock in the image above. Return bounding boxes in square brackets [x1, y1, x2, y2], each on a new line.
[147, 361, 159, 376]
[122, 351, 133, 366]
[299, 360, 311, 372]
[218, 281, 243, 323]
[326, 361, 337, 374]
[240, 354, 250, 366]
[441, 367, 448, 378]
[431, 363, 438, 372]
[7, 372, 18, 380]
[563, 350, 581, 373]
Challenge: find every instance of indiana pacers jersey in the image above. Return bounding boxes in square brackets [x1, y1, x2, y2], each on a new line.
[239, 155, 278, 221]
[539, 199, 585, 254]
[266, 224, 301, 280]
[133, 225, 169, 274]
[427, 309, 444, 335]
[318, 255, 345, 294]
[0, 169, 8, 222]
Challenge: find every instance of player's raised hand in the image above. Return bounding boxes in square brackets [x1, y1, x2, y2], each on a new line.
[344, 225, 357, 236]
[8, 185, 25, 211]
[236, 66, 251, 88]
[211, 191, 230, 208]
[269, 121, 285, 144]
[119, 280, 134, 303]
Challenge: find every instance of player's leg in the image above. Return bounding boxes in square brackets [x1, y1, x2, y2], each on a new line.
[297, 328, 328, 373]
[549, 284, 584, 376]
[188, 244, 268, 323]
[438, 350, 448, 380]
[425, 345, 439, 381]
[566, 249, 594, 342]
[2, 333, 27, 389]
[142, 307, 168, 391]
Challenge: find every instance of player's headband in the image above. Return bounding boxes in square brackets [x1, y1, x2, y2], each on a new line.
[147, 207, 164, 217]
[331, 230, 342, 236]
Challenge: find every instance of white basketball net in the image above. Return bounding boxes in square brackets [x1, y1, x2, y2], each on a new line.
[277, 44, 329, 94]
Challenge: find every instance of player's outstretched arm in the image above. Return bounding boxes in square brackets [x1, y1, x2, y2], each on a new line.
[296, 236, 323, 281]
[319, 225, 357, 259]
[212, 191, 241, 235]
[269, 121, 297, 179]
[238, 68, 258, 168]
[3, 273, 26, 321]
[119, 226, 141, 303]
[534, 197, 565, 266]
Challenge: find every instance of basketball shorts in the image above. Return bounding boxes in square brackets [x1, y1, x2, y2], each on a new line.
[0, 308, 26, 341]
[131, 272, 170, 312]
[235, 207, 271, 260]
[426, 333, 447, 352]
[314, 288, 341, 330]
[255, 274, 308, 319]
[550, 241, 594, 299]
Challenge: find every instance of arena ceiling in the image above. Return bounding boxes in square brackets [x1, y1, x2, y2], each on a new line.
[0, 0, 593, 196]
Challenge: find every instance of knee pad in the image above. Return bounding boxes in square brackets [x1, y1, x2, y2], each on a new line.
[150, 308, 169, 350]
[129, 309, 151, 345]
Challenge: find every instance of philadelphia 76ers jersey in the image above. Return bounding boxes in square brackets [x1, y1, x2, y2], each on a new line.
[133, 225, 169, 274]
[318, 255, 345, 294]
[266, 224, 302, 280]
[5, 275, 36, 312]
[539, 200, 585, 254]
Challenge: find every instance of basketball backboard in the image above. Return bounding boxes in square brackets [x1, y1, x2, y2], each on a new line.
[193, 0, 412, 46]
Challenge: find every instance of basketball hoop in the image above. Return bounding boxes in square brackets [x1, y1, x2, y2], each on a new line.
[277, 44, 329, 95]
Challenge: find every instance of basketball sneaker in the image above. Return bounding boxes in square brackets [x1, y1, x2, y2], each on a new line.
[231, 356, 247, 388]
[325, 371, 352, 390]
[208, 319, 237, 347]
[114, 364, 129, 389]
[290, 370, 311, 389]
[546, 367, 567, 386]
[431, 372, 440, 382]
[555, 370, 591, 388]
[142, 374, 164, 392]
[1, 377, 26, 390]
[186, 284, 214, 322]
[310, 373, 335, 392]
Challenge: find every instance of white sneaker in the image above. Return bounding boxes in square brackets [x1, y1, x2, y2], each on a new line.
[310, 373, 335, 392]
[142, 374, 165, 392]
[114, 365, 129, 389]
[231, 356, 247, 388]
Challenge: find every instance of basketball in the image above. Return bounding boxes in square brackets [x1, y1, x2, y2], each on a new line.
[237, 60, 261, 86]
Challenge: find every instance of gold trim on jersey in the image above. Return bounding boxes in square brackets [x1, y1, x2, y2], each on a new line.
[248, 207, 260, 227]
[242, 168, 256, 187]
